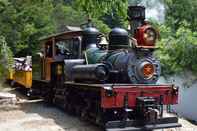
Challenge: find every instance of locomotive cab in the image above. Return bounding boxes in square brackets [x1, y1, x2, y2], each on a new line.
[36, 30, 83, 81]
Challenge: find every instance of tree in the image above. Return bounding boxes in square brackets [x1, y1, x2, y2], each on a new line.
[155, 21, 197, 75]
[150, 0, 197, 75]
[164, 0, 197, 31]
[0, 0, 55, 56]
[51, 3, 86, 32]
[74, 0, 128, 18]
[0, 36, 13, 77]
[73, 0, 128, 33]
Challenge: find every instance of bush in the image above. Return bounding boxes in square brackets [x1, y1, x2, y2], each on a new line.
[155, 22, 197, 75]
[0, 36, 13, 79]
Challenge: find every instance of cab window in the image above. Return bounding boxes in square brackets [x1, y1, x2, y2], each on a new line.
[45, 42, 53, 57]
[55, 38, 80, 59]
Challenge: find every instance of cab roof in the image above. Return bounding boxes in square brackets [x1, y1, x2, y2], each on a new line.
[39, 30, 83, 43]
[39, 26, 83, 43]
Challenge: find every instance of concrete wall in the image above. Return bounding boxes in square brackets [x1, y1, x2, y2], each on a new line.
[157, 72, 197, 122]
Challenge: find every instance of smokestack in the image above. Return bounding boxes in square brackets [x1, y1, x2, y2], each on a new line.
[127, 6, 145, 36]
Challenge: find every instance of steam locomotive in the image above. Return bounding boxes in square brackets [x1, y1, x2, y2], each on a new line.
[48, 6, 181, 131]
[8, 6, 181, 131]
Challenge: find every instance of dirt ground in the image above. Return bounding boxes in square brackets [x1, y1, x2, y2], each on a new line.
[0, 85, 197, 131]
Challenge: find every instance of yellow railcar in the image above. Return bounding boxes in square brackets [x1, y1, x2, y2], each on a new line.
[7, 69, 14, 81]
[13, 70, 32, 88]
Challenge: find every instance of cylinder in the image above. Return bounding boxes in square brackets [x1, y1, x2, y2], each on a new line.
[72, 64, 109, 82]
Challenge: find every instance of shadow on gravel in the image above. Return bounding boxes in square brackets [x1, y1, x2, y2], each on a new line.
[20, 102, 101, 131]
[6, 88, 102, 131]
[186, 119, 197, 126]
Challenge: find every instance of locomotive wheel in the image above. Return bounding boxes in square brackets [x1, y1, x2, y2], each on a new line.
[95, 113, 102, 125]
[67, 103, 76, 115]
[75, 105, 82, 116]
[42, 85, 54, 105]
[80, 108, 88, 121]
[44, 91, 54, 105]
[26, 89, 32, 97]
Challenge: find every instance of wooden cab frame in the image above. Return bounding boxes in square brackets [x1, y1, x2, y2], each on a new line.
[39, 30, 83, 81]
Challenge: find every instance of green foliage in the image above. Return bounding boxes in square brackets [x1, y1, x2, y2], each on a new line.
[52, 3, 86, 32]
[0, 36, 13, 77]
[155, 22, 197, 75]
[74, 0, 128, 18]
[0, 0, 89, 56]
[153, 0, 197, 75]
[92, 18, 111, 34]
[0, 0, 130, 57]
[0, 0, 55, 55]
[73, 0, 128, 33]
[164, 0, 197, 31]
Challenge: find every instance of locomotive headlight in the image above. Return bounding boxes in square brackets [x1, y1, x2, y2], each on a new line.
[134, 24, 158, 48]
[139, 61, 155, 79]
[143, 28, 157, 45]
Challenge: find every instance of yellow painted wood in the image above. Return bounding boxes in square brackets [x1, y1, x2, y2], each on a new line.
[7, 69, 14, 80]
[13, 70, 32, 88]
[44, 58, 53, 81]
